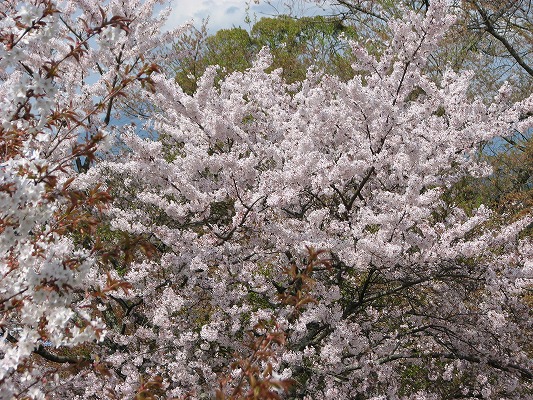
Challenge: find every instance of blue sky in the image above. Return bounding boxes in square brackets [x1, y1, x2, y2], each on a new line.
[166, 0, 329, 32]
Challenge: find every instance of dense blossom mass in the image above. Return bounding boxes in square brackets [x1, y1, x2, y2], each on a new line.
[1, 0, 532, 399]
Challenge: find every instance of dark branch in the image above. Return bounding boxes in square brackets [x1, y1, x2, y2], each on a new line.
[474, 2, 533, 77]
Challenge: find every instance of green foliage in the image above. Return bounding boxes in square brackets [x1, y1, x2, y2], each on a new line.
[443, 134, 533, 230]
[171, 15, 357, 94]
[399, 364, 429, 395]
[209, 199, 236, 226]
[247, 291, 273, 311]
[206, 27, 255, 72]
[252, 15, 357, 82]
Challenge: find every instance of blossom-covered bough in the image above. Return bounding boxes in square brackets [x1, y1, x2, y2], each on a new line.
[0, 0, 182, 398]
[1, 0, 532, 399]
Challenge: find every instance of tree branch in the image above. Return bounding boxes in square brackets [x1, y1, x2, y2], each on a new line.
[474, 2, 533, 77]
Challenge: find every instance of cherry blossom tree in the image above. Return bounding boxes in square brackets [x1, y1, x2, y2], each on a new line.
[74, 1, 532, 398]
[0, 1, 183, 398]
[1, 0, 532, 399]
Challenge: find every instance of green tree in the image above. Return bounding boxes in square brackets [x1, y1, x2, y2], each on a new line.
[173, 24, 256, 94]
[171, 15, 357, 94]
[252, 15, 356, 81]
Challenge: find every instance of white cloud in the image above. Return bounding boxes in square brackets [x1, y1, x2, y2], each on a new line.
[165, 0, 259, 32]
[163, 0, 332, 33]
